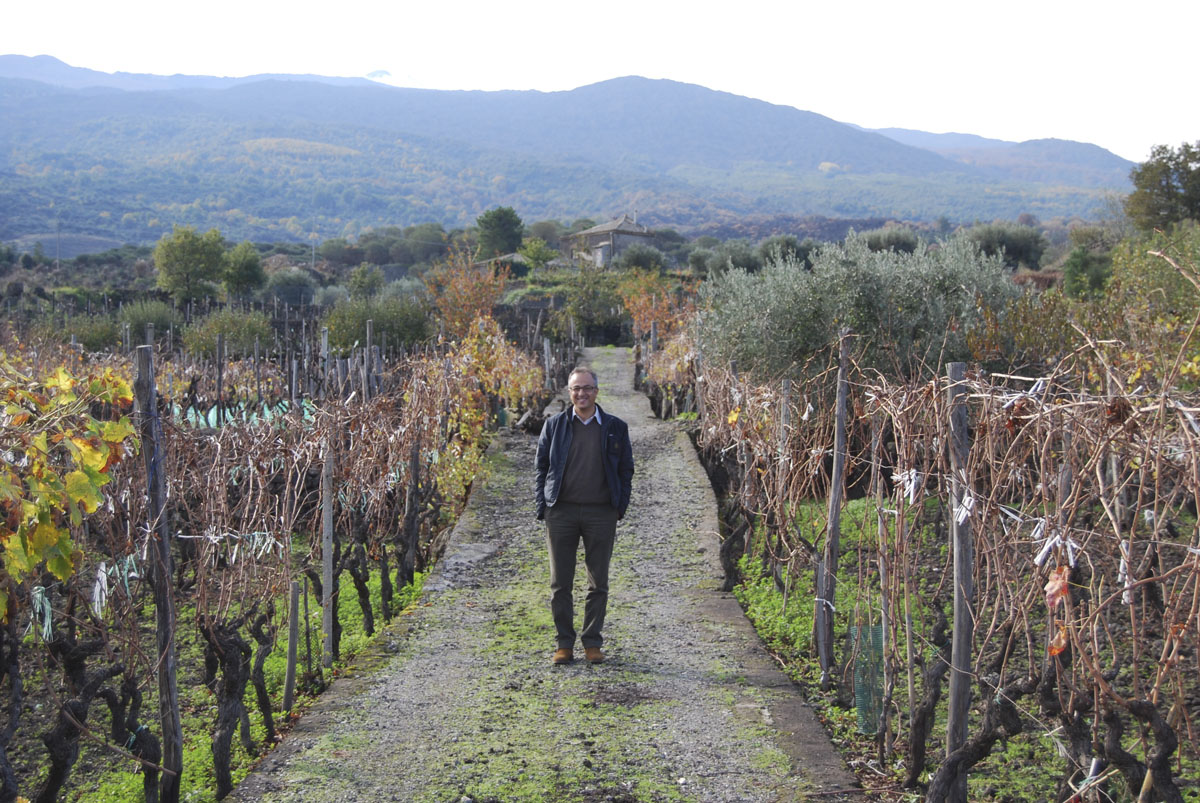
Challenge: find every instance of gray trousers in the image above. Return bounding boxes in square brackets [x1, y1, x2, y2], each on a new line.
[544, 502, 618, 650]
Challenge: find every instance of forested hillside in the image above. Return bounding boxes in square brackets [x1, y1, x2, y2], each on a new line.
[867, 127, 1133, 187]
[0, 57, 1133, 250]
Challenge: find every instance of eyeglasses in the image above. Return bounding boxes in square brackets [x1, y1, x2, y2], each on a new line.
[569, 385, 598, 394]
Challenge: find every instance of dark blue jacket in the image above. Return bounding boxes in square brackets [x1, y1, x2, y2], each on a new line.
[535, 403, 634, 520]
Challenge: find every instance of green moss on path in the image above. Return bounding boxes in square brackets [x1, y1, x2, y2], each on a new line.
[228, 347, 867, 803]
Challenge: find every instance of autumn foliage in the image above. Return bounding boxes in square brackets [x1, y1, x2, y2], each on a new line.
[0, 355, 138, 618]
[424, 248, 511, 339]
[616, 268, 695, 341]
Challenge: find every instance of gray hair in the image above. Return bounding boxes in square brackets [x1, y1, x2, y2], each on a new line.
[568, 367, 599, 386]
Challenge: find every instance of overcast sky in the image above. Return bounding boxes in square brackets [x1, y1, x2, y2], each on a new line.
[4, 0, 1195, 163]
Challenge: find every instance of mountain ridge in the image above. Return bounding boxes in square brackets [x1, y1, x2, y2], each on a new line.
[0, 55, 1135, 248]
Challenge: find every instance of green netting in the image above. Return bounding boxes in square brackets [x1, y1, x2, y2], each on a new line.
[853, 624, 884, 734]
[172, 397, 314, 428]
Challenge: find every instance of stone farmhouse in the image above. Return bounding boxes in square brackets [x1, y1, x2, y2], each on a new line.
[563, 214, 656, 267]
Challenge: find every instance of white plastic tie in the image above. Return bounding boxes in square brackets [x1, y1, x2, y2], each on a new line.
[954, 495, 975, 525]
[1118, 541, 1133, 605]
[91, 563, 109, 617]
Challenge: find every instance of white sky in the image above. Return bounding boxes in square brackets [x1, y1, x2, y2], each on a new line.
[4, 0, 1196, 163]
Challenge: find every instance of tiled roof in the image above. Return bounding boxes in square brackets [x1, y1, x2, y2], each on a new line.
[572, 214, 651, 237]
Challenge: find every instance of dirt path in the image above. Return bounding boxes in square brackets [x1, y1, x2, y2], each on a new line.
[230, 347, 866, 802]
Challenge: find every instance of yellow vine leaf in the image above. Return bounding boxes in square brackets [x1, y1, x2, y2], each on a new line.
[45, 544, 73, 582]
[65, 470, 105, 513]
[4, 536, 34, 578]
[101, 417, 137, 445]
[728, 408, 740, 426]
[70, 437, 109, 474]
[29, 519, 61, 551]
[46, 366, 77, 394]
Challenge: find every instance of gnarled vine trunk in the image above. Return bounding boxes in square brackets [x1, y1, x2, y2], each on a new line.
[200, 616, 252, 800]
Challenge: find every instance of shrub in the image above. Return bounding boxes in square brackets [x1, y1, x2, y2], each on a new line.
[696, 238, 762, 277]
[117, 299, 182, 341]
[182, 309, 274, 358]
[263, 268, 316, 305]
[614, 244, 666, 272]
[1106, 221, 1200, 321]
[967, 222, 1048, 269]
[314, 285, 350, 307]
[323, 296, 430, 351]
[71, 316, 121, 352]
[687, 247, 715, 276]
[863, 227, 920, 254]
[347, 264, 385, 299]
[423, 250, 509, 339]
[1061, 246, 1110, 299]
[560, 264, 625, 344]
[695, 232, 1016, 379]
[756, 235, 819, 269]
[31, 314, 120, 352]
[378, 277, 424, 301]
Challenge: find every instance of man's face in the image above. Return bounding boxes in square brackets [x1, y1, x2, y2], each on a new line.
[568, 372, 598, 419]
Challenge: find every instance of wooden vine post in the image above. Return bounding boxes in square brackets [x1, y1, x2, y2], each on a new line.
[872, 414, 895, 759]
[320, 327, 329, 402]
[778, 378, 792, 612]
[216, 332, 225, 427]
[309, 326, 333, 683]
[945, 361, 974, 802]
[254, 336, 262, 406]
[321, 435, 334, 670]
[283, 581, 300, 712]
[134, 345, 184, 803]
[364, 318, 374, 402]
[815, 330, 849, 690]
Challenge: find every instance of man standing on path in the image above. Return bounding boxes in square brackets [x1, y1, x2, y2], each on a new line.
[535, 366, 634, 665]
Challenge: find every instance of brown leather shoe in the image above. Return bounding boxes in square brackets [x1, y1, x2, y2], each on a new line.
[584, 647, 605, 664]
[552, 648, 573, 665]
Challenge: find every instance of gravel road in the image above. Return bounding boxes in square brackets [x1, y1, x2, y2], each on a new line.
[229, 347, 868, 802]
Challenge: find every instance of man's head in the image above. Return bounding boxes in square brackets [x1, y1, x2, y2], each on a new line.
[568, 367, 599, 419]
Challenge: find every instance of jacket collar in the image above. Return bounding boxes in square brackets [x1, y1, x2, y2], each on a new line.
[571, 403, 603, 426]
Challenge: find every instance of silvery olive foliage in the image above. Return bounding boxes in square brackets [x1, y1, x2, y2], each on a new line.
[694, 232, 1016, 379]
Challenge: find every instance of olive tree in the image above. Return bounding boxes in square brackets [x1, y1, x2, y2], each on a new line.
[967, 222, 1048, 270]
[864, 227, 920, 254]
[695, 233, 1016, 379]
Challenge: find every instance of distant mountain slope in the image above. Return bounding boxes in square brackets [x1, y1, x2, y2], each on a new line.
[0, 54, 376, 91]
[862, 126, 1017, 152]
[865, 125, 1133, 188]
[936, 139, 1135, 187]
[0, 55, 1135, 247]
